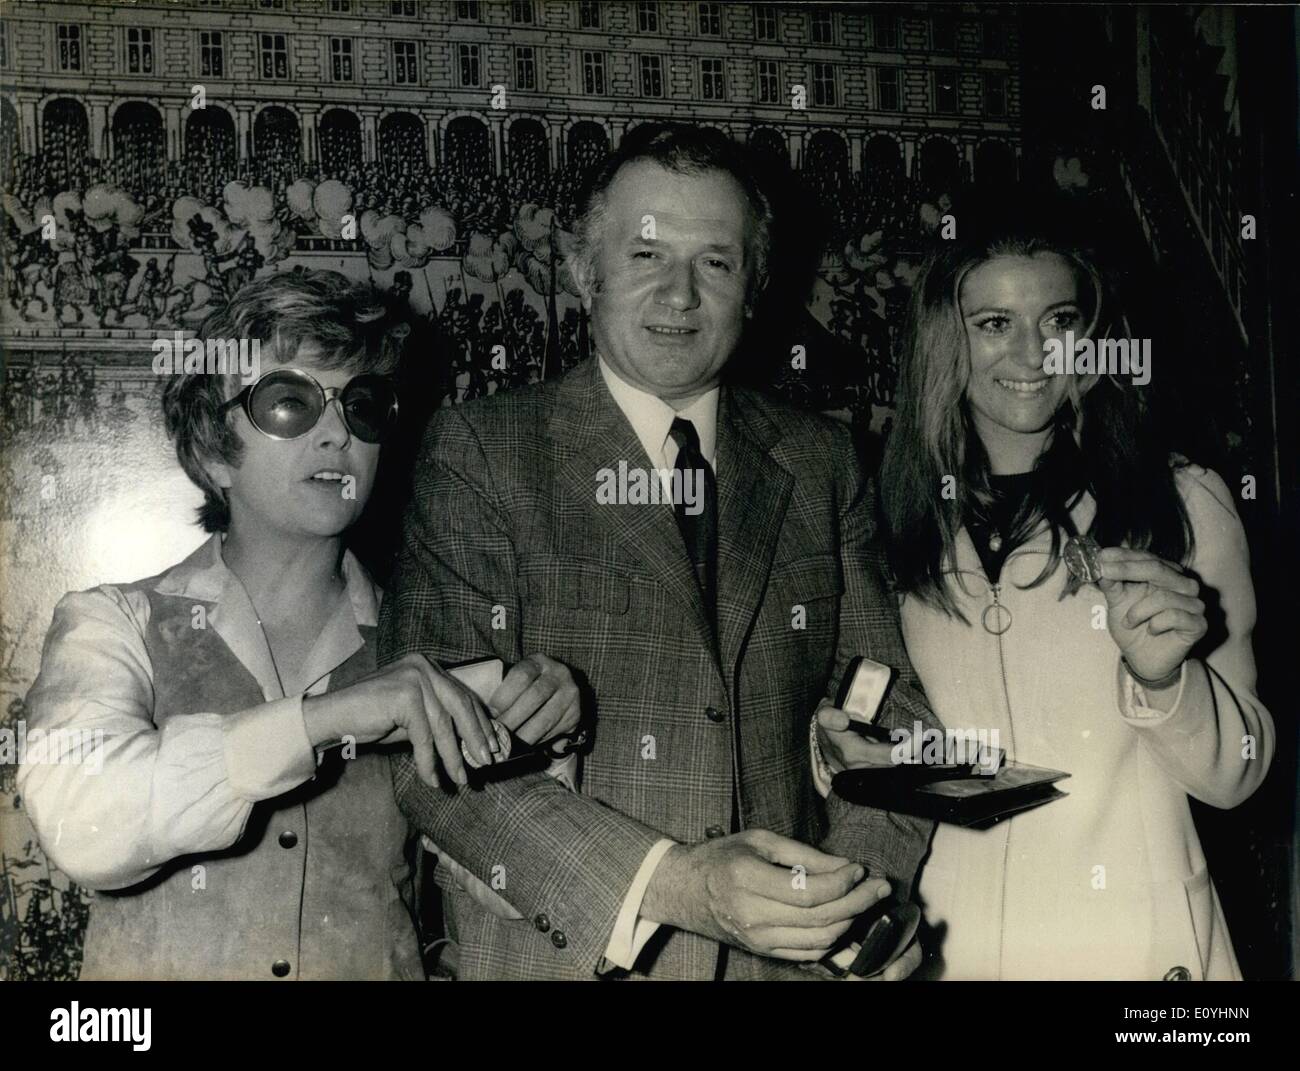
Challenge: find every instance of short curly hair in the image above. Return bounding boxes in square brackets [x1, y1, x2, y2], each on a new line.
[161, 270, 403, 533]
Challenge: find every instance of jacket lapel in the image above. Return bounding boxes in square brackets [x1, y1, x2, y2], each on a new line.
[550, 361, 714, 655]
[715, 388, 792, 676]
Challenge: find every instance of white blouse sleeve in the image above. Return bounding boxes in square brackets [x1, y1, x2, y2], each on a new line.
[17, 586, 317, 891]
[1119, 466, 1275, 808]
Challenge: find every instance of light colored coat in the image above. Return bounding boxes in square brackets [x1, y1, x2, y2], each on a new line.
[904, 464, 1273, 980]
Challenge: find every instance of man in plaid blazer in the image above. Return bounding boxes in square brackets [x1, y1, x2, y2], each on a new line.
[378, 125, 940, 980]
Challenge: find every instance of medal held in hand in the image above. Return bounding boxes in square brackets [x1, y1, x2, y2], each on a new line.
[1063, 534, 1103, 584]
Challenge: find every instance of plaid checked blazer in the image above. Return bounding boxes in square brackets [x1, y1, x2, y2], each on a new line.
[378, 357, 940, 980]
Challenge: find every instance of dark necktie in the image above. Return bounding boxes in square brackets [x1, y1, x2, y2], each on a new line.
[667, 417, 718, 626]
[670, 417, 731, 979]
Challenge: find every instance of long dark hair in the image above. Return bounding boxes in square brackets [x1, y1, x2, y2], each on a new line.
[880, 210, 1192, 619]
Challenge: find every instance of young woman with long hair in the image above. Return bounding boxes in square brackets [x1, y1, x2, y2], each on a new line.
[819, 207, 1273, 980]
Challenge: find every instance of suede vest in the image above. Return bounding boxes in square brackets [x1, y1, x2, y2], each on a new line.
[78, 584, 424, 981]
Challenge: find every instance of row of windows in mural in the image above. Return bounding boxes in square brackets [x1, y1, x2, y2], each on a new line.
[1, 98, 999, 411]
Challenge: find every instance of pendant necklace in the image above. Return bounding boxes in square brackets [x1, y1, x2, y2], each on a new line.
[982, 526, 1011, 635]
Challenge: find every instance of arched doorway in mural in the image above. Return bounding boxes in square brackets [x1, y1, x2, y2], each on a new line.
[445, 115, 490, 177]
[252, 106, 300, 191]
[319, 108, 362, 176]
[110, 102, 164, 196]
[749, 127, 787, 171]
[919, 136, 960, 199]
[805, 130, 849, 189]
[566, 121, 608, 176]
[507, 118, 549, 203]
[863, 134, 903, 191]
[41, 98, 89, 194]
[183, 107, 235, 200]
[378, 112, 424, 177]
[554, 121, 607, 224]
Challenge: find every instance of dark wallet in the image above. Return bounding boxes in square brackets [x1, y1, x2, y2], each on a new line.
[831, 760, 1070, 830]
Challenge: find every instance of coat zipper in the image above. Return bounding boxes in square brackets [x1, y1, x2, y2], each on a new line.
[990, 581, 1017, 982]
[955, 548, 1037, 979]
[989, 583, 1017, 759]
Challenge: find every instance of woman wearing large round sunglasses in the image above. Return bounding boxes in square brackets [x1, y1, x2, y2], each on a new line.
[815, 204, 1273, 980]
[217, 365, 401, 445]
[19, 271, 584, 980]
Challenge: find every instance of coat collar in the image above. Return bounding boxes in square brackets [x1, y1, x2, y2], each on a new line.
[152, 533, 378, 700]
[947, 491, 1100, 586]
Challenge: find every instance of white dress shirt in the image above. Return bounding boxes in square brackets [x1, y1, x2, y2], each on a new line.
[598, 356, 720, 478]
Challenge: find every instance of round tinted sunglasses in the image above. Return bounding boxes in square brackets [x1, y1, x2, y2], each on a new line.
[219, 368, 399, 444]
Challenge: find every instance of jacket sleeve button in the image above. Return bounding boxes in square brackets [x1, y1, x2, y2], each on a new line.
[550, 930, 567, 949]
[533, 913, 550, 933]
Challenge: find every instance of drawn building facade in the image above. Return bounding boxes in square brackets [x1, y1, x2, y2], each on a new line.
[1, 1, 1022, 207]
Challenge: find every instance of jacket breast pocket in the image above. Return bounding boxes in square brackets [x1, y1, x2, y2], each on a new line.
[771, 555, 844, 604]
[766, 556, 843, 657]
[519, 560, 630, 615]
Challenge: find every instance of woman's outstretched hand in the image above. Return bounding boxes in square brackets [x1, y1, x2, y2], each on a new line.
[1097, 547, 1207, 684]
[302, 653, 498, 788]
[301, 653, 585, 789]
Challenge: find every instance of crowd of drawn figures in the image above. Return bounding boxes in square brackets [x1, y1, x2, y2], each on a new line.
[0, 104, 1018, 414]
